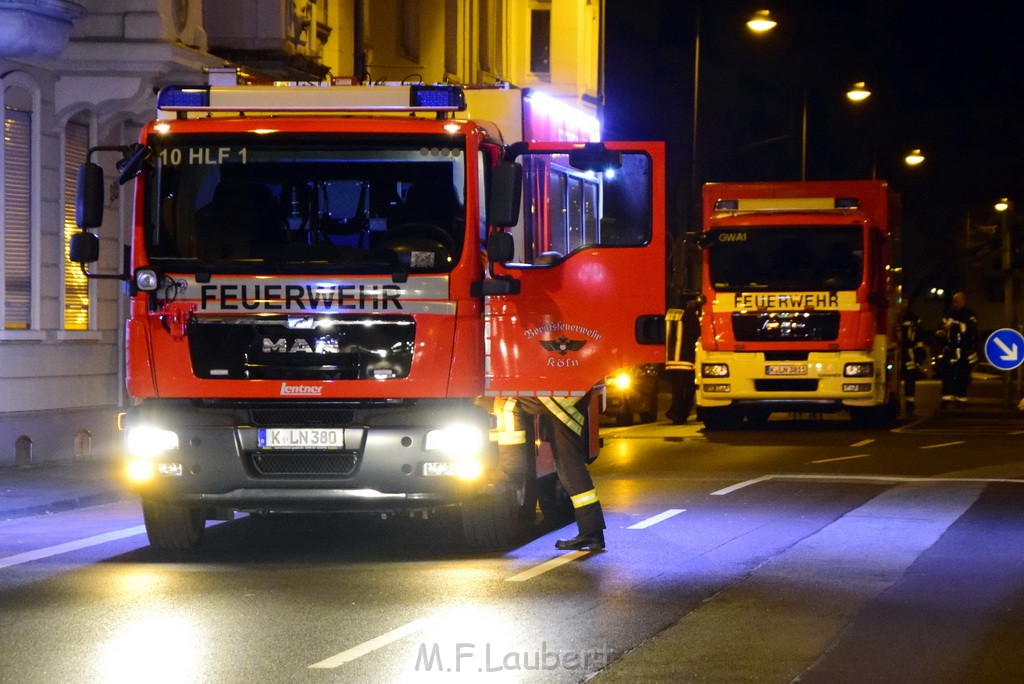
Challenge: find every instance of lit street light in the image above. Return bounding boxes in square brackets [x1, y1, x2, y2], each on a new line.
[996, 197, 1016, 408]
[746, 9, 777, 32]
[691, 7, 777, 216]
[799, 81, 871, 181]
[846, 81, 872, 102]
[904, 149, 925, 166]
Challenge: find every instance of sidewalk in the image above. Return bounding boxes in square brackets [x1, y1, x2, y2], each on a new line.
[0, 457, 129, 521]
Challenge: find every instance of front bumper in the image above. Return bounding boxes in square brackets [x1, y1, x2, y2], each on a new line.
[122, 398, 497, 513]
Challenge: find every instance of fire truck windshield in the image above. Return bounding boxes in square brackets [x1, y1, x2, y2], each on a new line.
[144, 134, 466, 275]
[707, 225, 863, 292]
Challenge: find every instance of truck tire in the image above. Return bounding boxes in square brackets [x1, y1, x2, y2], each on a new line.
[850, 397, 899, 428]
[638, 385, 659, 423]
[614, 401, 635, 427]
[141, 498, 206, 550]
[700, 406, 744, 430]
[461, 485, 518, 549]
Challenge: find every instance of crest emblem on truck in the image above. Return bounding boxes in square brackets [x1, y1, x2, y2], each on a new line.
[539, 336, 586, 356]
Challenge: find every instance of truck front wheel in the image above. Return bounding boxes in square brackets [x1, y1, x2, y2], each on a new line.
[699, 406, 744, 430]
[461, 484, 518, 549]
[141, 498, 206, 550]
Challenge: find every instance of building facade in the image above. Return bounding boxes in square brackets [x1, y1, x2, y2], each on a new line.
[0, 0, 602, 466]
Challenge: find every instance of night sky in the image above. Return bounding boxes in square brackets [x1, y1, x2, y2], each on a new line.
[604, 0, 1024, 306]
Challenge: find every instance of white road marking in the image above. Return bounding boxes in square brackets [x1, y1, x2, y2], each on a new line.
[711, 475, 772, 496]
[0, 525, 147, 570]
[628, 509, 686, 529]
[711, 473, 1024, 496]
[505, 550, 589, 582]
[309, 617, 434, 669]
[921, 441, 965, 449]
[810, 454, 871, 464]
[850, 439, 874, 447]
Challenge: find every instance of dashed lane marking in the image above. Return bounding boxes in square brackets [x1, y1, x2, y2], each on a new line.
[309, 617, 435, 669]
[505, 550, 589, 582]
[628, 509, 686, 529]
[850, 439, 874, 447]
[810, 454, 871, 465]
[921, 441, 965, 449]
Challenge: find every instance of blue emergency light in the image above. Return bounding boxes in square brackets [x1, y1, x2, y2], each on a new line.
[157, 86, 210, 109]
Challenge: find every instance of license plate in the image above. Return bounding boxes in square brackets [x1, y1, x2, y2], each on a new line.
[765, 364, 807, 376]
[258, 428, 346, 449]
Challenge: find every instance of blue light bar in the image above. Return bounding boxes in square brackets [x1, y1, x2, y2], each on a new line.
[409, 85, 466, 110]
[715, 199, 739, 210]
[834, 197, 860, 209]
[157, 86, 210, 110]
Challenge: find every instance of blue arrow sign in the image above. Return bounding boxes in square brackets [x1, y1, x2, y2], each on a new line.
[984, 328, 1024, 371]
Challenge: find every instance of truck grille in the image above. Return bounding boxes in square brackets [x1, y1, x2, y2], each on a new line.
[188, 316, 415, 381]
[754, 379, 819, 392]
[247, 450, 359, 476]
[732, 312, 839, 342]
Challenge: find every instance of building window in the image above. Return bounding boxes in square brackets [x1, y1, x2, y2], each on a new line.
[530, 7, 551, 75]
[64, 119, 91, 331]
[478, 0, 503, 76]
[4, 105, 32, 330]
[445, 0, 459, 76]
[398, 0, 420, 62]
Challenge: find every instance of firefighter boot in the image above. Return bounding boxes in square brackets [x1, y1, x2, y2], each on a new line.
[555, 531, 605, 551]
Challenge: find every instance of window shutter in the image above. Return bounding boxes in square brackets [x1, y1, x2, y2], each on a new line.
[4, 108, 32, 330]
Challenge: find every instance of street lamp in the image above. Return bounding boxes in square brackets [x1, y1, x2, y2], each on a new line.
[904, 149, 925, 166]
[691, 8, 777, 217]
[846, 81, 871, 102]
[746, 9, 777, 32]
[799, 80, 872, 180]
[996, 197, 1015, 407]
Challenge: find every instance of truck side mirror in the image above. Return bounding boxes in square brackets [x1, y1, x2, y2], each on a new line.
[76, 162, 105, 229]
[69, 231, 100, 265]
[487, 161, 522, 227]
[568, 143, 622, 172]
[486, 231, 515, 263]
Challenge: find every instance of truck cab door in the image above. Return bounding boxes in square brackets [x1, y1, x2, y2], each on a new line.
[483, 141, 666, 396]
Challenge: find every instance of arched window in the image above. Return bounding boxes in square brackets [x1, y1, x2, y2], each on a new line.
[63, 115, 92, 331]
[1, 74, 40, 333]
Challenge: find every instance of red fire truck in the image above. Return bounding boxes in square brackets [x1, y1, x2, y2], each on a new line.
[694, 180, 901, 429]
[70, 74, 666, 549]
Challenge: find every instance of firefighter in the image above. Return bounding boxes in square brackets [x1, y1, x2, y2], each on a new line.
[937, 291, 979, 408]
[664, 300, 700, 424]
[491, 395, 606, 551]
[900, 300, 924, 416]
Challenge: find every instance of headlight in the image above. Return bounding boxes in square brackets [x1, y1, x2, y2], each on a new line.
[125, 426, 179, 459]
[134, 269, 160, 292]
[702, 363, 730, 378]
[844, 362, 874, 377]
[608, 371, 632, 391]
[424, 424, 485, 459]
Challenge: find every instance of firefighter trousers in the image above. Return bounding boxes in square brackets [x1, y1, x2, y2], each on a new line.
[534, 396, 605, 535]
[490, 396, 606, 535]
